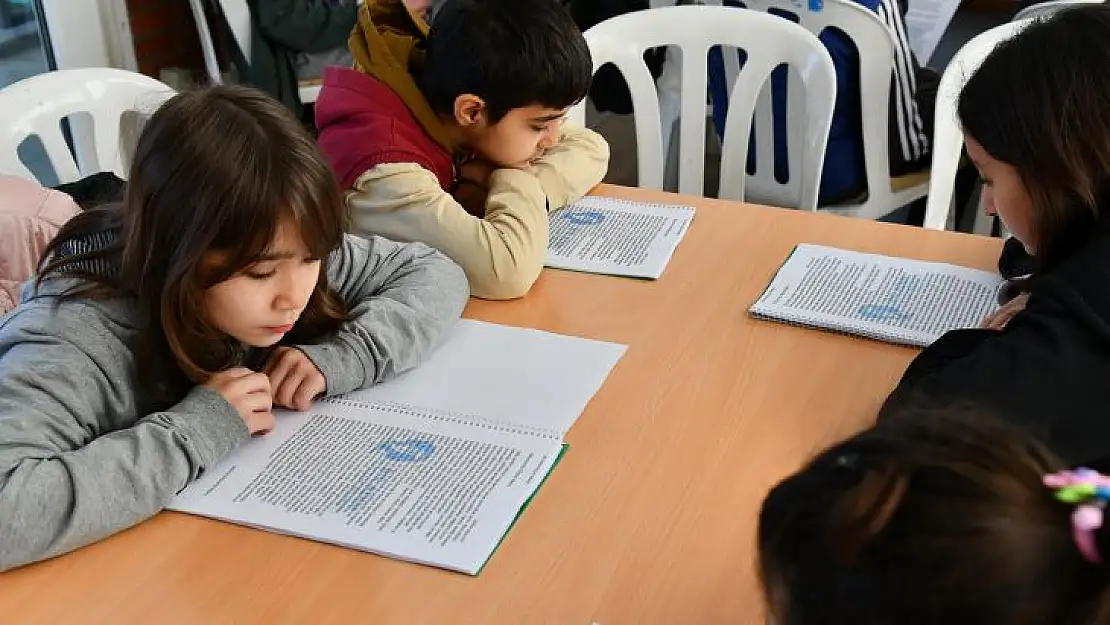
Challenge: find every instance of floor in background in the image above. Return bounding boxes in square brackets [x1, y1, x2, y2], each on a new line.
[588, 101, 724, 196]
[590, 6, 1012, 221]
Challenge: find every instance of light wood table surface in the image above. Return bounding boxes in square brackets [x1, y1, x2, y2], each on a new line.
[0, 185, 1003, 625]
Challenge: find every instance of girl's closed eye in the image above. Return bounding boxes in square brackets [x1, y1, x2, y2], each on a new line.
[244, 265, 277, 280]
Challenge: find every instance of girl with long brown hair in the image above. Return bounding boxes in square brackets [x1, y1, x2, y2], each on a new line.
[883, 4, 1110, 473]
[0, 85, 468, 571]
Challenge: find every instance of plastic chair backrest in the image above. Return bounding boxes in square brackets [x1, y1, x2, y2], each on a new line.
[571, 4, 836, 209]
[725, 0, 915, 216]
[0, 68, 175, 184]
[922, 19, 1029, 230]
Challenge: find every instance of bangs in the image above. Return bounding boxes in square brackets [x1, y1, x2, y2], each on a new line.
[284, 167, 346, 260]
[198, 125, 345, 285]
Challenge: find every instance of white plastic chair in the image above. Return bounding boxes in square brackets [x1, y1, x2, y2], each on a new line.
[190, 0, 322, 103]
[922, 19, 1030, 231]
[717, 0, 928, 219]
[0, 68, 175, 184]
[570, 4, 837, 210]
[1013, 0, 1102, 21]
[645, 1, 709, 191]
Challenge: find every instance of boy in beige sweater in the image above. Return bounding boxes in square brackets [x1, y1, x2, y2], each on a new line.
[315, 0, 609, 299]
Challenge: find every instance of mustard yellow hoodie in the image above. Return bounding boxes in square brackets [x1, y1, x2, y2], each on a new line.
[324, 0, 610, 300]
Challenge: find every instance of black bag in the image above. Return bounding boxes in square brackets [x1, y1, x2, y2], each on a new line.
[54, 172, 127, 211]
[567, 0, 666, 115]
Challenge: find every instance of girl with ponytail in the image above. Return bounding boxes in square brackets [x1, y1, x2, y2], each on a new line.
[758, 409, 1110, 625]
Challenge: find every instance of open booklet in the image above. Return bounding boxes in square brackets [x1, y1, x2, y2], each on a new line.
[547, 196, 695, 279]
[749, 244, 1004, 347]
[169, 320, 627, 575]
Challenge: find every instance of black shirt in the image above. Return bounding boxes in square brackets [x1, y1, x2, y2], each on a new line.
[882, 229, 1110, 470]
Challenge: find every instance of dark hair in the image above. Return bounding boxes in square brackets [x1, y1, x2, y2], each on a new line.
[958, 4, 1110, 268]
[417, 0, 593, 123]
[758, 407, 1110, 625]
[38, 85, 348, 399]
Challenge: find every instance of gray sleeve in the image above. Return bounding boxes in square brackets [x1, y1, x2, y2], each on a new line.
[296, 234, 469, 396]
[0, 337, 249, 572]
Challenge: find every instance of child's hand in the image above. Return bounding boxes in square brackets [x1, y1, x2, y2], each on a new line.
[264, 347, 326, 412]
[981, 292, 1030, 330]
[205, 367, 275, 435]
[458, 159, 496, 189]
[454, 181, 488, 217]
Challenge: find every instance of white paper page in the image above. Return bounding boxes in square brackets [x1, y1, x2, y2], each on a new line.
[546, 196, 695, 279]
[170, 400, 563, 576]
[750, 244, 1003, 346]
[342, 320, 627, 438]
[905, 0, 962, 64]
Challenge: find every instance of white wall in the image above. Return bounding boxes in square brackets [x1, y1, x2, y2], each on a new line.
[41, 0, 137, 71]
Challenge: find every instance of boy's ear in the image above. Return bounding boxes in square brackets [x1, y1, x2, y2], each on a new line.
[453, 94, 487, 128]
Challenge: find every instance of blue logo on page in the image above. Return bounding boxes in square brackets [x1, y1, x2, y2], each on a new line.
[560, 210, 606, 226]
[377, 440, 435, 463]
[857, 304, 907, 322]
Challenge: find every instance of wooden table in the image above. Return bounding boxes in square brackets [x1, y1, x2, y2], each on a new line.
[0, 186, 1003, 625]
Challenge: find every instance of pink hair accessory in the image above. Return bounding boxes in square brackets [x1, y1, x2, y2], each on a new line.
[1044, 468, 1110, 564]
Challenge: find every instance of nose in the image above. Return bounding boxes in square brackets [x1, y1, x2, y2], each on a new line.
[273, 271, 310, 314]
[981, 186, 997, 216]
[273, 288, 299, 313]
[538, 124, 560, 151]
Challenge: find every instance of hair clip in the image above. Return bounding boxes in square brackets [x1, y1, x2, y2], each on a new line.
[1044, 468, 1110, 563]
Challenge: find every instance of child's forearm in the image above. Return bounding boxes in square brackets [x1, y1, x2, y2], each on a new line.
[0, 385, 248, 572]
[296, 234, 469, 394]
[348, 164, 549, 300]
[530, 124, 611, 209]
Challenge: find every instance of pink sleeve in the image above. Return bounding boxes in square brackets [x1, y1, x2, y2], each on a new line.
[0, 280, 17, 315]
[0, 176, 80, 312]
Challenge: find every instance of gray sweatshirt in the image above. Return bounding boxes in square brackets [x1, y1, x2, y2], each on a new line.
[0, 233, 468, 571]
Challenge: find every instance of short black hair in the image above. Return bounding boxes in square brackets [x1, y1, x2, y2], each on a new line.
[417, 0, 593, 123]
